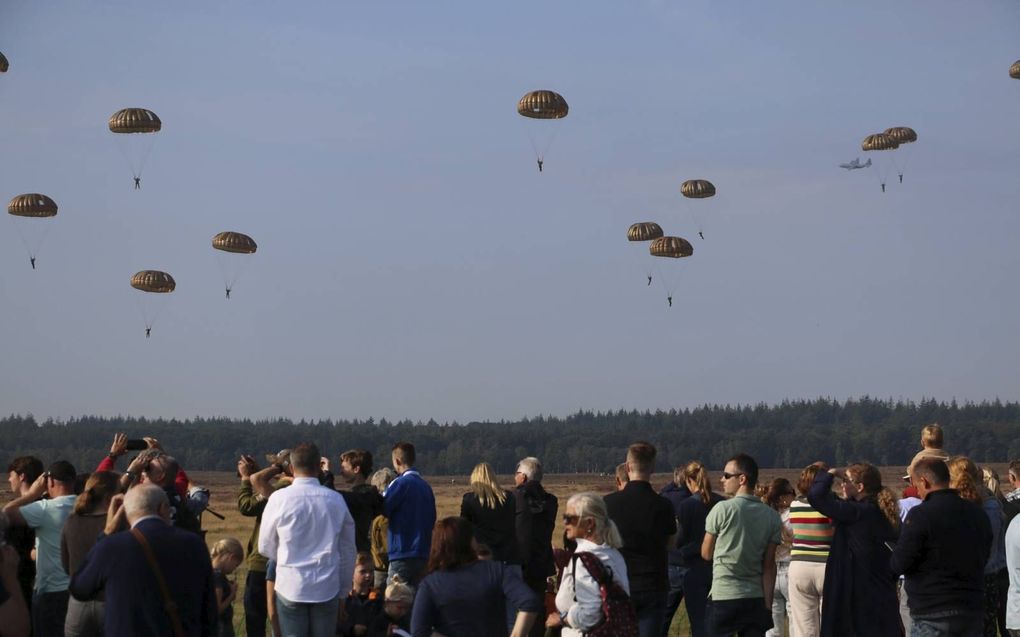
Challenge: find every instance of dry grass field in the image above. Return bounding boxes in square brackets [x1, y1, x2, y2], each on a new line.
[9, 463, 1011, 636]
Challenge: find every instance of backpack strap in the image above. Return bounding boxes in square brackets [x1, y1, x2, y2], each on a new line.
[131, 527, 187, 637]
[571, 550, 614, 604]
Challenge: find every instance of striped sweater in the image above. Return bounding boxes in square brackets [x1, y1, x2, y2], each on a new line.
[789, 497, 834, 563]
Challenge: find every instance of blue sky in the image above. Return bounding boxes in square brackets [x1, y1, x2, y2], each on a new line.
[1, 1, 1018, 422]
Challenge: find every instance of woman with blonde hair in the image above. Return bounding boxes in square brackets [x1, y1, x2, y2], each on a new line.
[949, 456, 1006, 637]
[807, 462, 900, 636]
[545, 492, 630, 637]
[672, 461, 723, 637]
[61, 471, 119, 637]
[460, 462, 519, 565]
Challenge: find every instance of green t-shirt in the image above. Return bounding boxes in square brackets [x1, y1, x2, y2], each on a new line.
[704, 494, 782, 601]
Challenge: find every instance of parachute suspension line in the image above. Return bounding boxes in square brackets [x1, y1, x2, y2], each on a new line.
[10, 218, 53, 266]
[524, 121, 563, 171]
[135, 134, 158, 180]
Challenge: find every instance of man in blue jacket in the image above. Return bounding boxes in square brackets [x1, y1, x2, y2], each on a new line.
[891, 457, 992, 636]
[384, 442, 436, 589]
[69, 484, 217, 637]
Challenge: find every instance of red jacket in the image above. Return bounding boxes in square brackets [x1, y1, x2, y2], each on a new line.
[96, 455, 189, 500]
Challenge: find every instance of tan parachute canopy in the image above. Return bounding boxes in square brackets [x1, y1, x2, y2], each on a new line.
[650, 236, 694, 258]
[0, 52, 8, 73]
[212, 232, 257, 254]
[109, 108, 162, 134]
[1011, 61, 1020, 79]
[131, 270, 176, 293]
[862, 133, 899, 152]
[681, 180, 716, 199]
[627, 222, 664, 242]
[8, 194, 58, 218]
[517, 90, 569, 119]
[883, 127, 917, 144]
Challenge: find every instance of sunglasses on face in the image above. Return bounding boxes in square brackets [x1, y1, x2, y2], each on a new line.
[721, 472, 744, 480]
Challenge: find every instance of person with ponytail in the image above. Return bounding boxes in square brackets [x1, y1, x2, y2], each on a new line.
[671, 461, 723, 637]
[547, 492, 630, 637]
[807, 462, 900, 637]
[460, 462, 520, 566]
[763, 478, 796, 637]
[61, 471, 119, 637]
[949, 456, 1006, 637]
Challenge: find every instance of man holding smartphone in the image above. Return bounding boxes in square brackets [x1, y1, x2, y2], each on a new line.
[2, 460, 77, 637]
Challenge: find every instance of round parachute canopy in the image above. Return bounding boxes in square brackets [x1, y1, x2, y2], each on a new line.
[131, 270, 176, 293]
[862, 133, 899, 152]
[650, 236, 694, 258]
[8, 194, 57, 218]
[109, 108, 162, 134]
[517, 90, 568, 120]
[1011, 61, 1020, 79]
[212, 231, 257, 254]
[883, 127, 917, 144]
[0, 52, 8, 73]
[627, 222, 664, 242]
[681, 179, 716, 199]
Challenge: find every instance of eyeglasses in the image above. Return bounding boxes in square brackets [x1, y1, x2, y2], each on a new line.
[562, 514, 580, 525]
[721, 472, 744, 480]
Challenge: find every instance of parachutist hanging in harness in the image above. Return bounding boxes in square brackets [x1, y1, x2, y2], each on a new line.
[647, 275, 652, 286]
[134, 177, 141, 190]
[537, 159, 543, 173]
[145, 327, 151, 339]
[667, 295, 672, 308]
[30, 257, 35, 270]
[225, 288, 231, 299]
[898, 174, 903, 183]
[881, 183, 886, 193]
[698, 231, 704, 240]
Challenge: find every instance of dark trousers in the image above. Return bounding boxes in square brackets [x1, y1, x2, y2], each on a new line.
[662, 565, 688, 637]
[32, 590, 70, 637]
[683, 562, 713, 637]
[244, 568, 268, 637]
[631, 589, 667, 637]
[524, 575, 547, 637]
[705, 597, 772, 637]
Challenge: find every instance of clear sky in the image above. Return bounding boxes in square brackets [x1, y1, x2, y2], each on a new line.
[1, 1, 1018, 423]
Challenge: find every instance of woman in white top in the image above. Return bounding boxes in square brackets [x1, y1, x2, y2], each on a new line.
[545, 492, 629, 637]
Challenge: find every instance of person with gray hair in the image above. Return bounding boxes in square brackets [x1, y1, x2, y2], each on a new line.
[369, 468, 398, 591]
[514, 456, 557, 637]
[70, 484, 217, 636]
[546, 493, 629, 636]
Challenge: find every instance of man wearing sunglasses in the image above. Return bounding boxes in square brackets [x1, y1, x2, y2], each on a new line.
[701, 453, 781, 637]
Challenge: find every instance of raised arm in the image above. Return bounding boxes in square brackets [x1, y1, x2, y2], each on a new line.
[807, 471, 862, 524]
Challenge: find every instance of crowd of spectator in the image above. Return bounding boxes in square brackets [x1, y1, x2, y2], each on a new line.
[2, 422, 1020, 637]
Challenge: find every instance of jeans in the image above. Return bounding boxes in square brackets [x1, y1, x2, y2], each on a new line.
[387, 558, 427, 588]
[32, 590, 70, 637]
[244, 569, 268, 637]
[910, 611, 982, 637]
[64, 597, 104, 637]
[275, 592, 340, 637]
[898, 579, 912, 637]
[705, 597, 772, 637]
[766, 562, 790, 637]
[683, 562, 712, 637]
[662, 565, 688, 637]
[631, 590, 667, 637]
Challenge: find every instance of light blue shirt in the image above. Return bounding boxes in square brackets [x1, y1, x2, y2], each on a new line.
[20, 495, 76, 592]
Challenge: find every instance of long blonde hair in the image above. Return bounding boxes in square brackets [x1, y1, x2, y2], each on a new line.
[566, 492, 623, 548]
[846, 463, 900, 531]
[684, 461, 714, 506]
[470, 462, 507, 509]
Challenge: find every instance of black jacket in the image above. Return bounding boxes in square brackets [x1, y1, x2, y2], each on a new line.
[461, 490, 520, 564]
[890, 488, 992, 618]
[605, 480, 677, 593]
[515, 480, 558, 582]
[341, 484, 384, 553]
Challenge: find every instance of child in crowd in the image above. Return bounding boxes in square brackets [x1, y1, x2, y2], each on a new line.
[265, 559, 280, 637]
[367, 576, 413, 637]
[339, 552, 384, 636]
[210, 537, 244, 637]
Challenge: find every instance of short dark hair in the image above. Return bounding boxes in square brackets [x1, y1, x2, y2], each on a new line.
[392, 442, 416, 466]
[615, 462, 629, 485]
[291, 443, 321, 473]
[627, 441, 656, 475]
[7, 456, 43, 483]
[426, 517, 477, 574]
[1009, 459, 1020, 480]
[728, 453, 759, 490]
[340, 449, 373, 479]
[47, 460, 77, 485]
[913, 457, 950, 487]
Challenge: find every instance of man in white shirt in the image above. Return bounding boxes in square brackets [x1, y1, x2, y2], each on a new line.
[259, 443, 356, 637]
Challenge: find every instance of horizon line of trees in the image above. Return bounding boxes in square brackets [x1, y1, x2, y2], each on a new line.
[3, 396, 1020, 475]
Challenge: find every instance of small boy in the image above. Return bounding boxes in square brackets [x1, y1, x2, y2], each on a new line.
[210, 537, 244, 637]
[338, 552, 383, 636]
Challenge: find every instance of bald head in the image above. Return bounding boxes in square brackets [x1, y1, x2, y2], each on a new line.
[124, 484, 170, 525]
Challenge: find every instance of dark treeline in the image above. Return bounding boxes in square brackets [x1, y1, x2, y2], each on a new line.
[3, 397, 1020, 475]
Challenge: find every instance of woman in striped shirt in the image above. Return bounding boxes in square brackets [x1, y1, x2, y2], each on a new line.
[787, 464, 834, 637]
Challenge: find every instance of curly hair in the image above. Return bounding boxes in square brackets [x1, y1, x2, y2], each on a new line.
[947, 456, 986, 505]
[846, 463, 900, 531]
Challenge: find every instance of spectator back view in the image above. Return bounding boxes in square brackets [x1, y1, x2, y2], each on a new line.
[383, 442, 437, 588]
